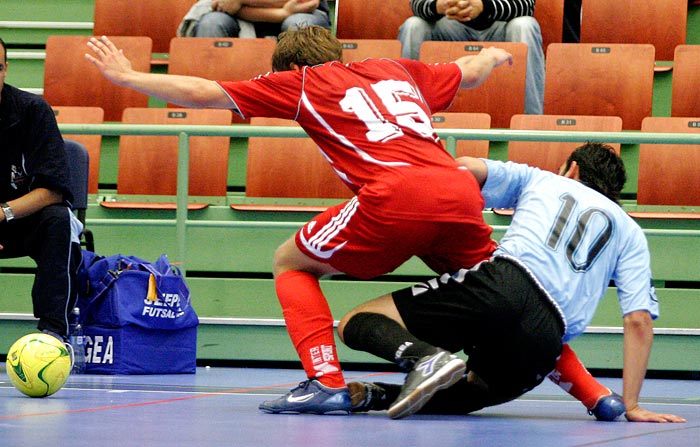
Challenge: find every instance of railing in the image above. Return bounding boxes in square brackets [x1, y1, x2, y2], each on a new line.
[58, 123, 700, 271]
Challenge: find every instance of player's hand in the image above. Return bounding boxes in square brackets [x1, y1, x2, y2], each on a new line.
[560, 161, 579, 179]
[480, 46, 513, 68]
[85, 36, 135, 87]
[625, 405, 686, 423]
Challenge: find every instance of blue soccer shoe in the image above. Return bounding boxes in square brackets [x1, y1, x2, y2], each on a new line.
[259, 379, 352, 415]
[589, 392, 626, 421]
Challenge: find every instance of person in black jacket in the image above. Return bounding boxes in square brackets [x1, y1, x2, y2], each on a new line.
[0, 37, 82, 343]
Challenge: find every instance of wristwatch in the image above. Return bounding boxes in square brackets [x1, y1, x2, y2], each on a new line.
[1, 203, 14, 222]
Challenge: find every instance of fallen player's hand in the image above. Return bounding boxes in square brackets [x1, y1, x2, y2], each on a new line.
[625, 405, 686, 423]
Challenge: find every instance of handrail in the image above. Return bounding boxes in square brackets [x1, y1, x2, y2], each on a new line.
[58, 123, 700, 270]
[58, 123, 700, 143]
[0, 21, 94, 29]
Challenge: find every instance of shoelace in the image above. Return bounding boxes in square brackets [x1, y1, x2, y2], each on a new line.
[292, 380, 312, 393]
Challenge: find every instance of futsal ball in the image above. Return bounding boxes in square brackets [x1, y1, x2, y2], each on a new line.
[6, 333, 72, 397]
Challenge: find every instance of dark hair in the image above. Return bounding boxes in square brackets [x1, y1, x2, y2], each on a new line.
[565, 142, 627, 204]
[272, 25, 342, 72]
[0, 37, 6, 62]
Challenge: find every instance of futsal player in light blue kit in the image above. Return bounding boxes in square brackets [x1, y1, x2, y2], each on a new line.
[339, 143, 686, 423]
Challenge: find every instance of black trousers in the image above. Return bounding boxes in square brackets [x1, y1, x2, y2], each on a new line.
[393, 257, 564, 414]
[0, 204, 81, 337]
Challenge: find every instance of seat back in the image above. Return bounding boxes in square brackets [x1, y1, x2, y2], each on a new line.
[53, 106, 104, 194]
[246, 117, 351, 199]
[340, 39, 402, 63]
[544, 43, 655, 130]
[420, 42, 528, 128]
[534, 0, 565, 52]
[335, 0, 413, 39]
[508, 114, 622, 173]
[671, 45, 700, 118]
[93, 0, 194, 54]
[117, 108, 232, 197]
[44, 36, 152, 122]
[167, 37, 277, 123]
[431, 112, 491, 158]
[638, 117, 700, 207]
[64, 140, 90, 214]
[63, 139, 94, 251]
[580, 0, 687, 64]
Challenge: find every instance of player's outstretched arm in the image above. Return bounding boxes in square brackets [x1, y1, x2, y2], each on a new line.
[85, 36, 232, 109]
[455, 46, 513, 89]
[622, 310, 686, 423]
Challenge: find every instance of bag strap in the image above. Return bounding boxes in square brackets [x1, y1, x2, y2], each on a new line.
[89, 268, 122, 304]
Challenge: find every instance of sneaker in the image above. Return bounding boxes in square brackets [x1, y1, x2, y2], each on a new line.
[588, 392, 626, 421]
[387, 350, 466, 419]
[348, 381, 391, 412]
[259, 379, 352, 415]
[41, 329, 66, 343]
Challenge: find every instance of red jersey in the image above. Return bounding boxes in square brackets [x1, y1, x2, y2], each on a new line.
[217, 58, 486, 223]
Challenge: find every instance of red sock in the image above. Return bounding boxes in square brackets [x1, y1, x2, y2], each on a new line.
[548, 344, 611, 409]
[275, 270, 345, 388]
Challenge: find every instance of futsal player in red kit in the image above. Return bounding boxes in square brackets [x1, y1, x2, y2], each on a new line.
[86, 26, 623, 418]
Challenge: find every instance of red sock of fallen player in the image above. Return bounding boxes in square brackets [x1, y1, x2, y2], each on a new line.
[275, 270, 345, 389]
[548, 344, 611, 409]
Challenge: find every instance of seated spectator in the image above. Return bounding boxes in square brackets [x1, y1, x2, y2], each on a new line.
[399, 0, 544, 115]
[192, 0, 330, 38]
[0, 37, 82, 344]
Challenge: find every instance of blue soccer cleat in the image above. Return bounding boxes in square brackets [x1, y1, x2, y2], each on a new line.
[259, 379, 352, 415]
[588, 392, 626, 421]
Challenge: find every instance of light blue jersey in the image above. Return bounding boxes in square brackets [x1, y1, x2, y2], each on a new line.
[481, 159, 659, 342]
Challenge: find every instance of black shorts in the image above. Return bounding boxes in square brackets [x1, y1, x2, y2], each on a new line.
[393, 256, 564, 403]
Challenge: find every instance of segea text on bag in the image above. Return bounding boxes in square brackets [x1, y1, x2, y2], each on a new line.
[77, 251, 198, 374]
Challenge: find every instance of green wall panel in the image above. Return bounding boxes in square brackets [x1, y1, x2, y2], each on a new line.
[5, 51, 45, 89]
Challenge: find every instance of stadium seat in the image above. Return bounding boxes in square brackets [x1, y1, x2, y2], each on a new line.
[534, 0, 565, 52]
[335, 0, 413, 39]
[340, 39, 402, 62]
[633, 117, 700, 219]
[431, 112, 491, 158]
[420, 41, 528, 128]
[100, 107, 232, 211]
[508, 114, 622, 174]
[44, 36, 152, 122]
[543, 43, 655, 130]
[579, 0, 687, 71]
[93, 0, 194, 54]
[671, 45, 700, 118]
[336, 0, 561, 54]
[490, 113, 623, 217]
[63, 139, 95, 252]
[167, 37, 276, 123]
[53, 106, 104, 194]
[231, 117, 351, 213]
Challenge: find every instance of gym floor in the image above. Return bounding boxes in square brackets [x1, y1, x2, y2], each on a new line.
[0, 365, 698, 446]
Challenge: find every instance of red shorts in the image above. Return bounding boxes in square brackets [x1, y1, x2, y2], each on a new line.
[295, 196, 496, 279]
